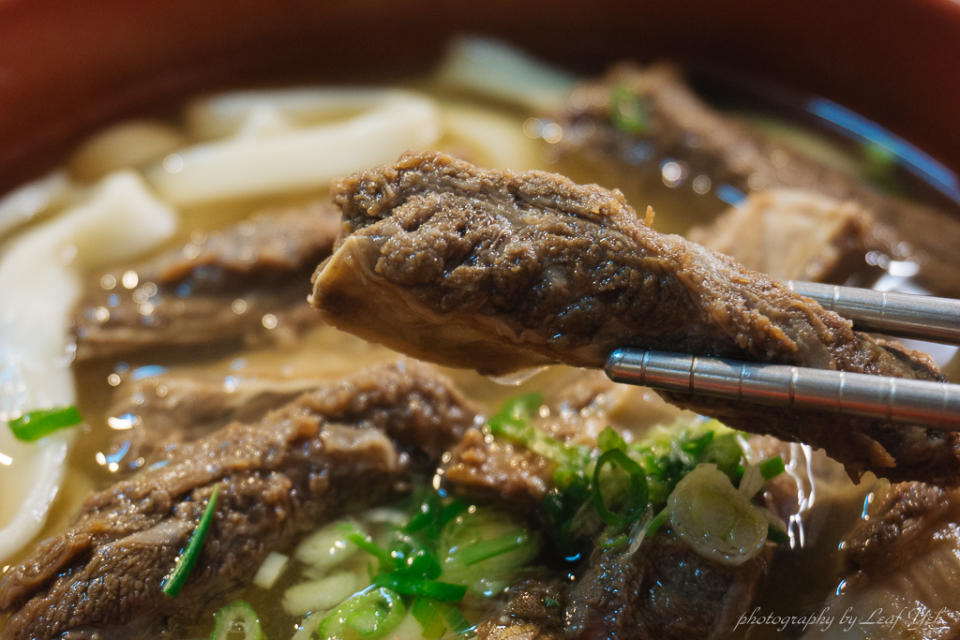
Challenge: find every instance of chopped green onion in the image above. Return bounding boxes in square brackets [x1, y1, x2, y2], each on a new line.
[597, 426, 626, 452]
[434, 500, 470, 531]
[411, 597, 446, 639]
[767, 526, 790, 544]
[210, 600, 264, 640]
[487, 394, 592, 491]
[163, 484, 220, 597]
[646, 508, 669, 537]
[667, 464, 768, 566]
[599, 533, 628, 550]
[738, 463, 765, 498]
[372, 574, 467, 603]
[861, 141, 901, 193]
[436, 601, 472, 635]
[610, 84, 648, 134]
[679, 429, 714, 458]
[317, 586, 406, 640]
[388, 531, 442, 579]
[457, 530, 532, 566]
[488, 401, 754, 557]
[487, 392, 542, 441]
[346, 529, 396, 572]
[759, 456, 786, 480]
[700, 425, 744, 479]
[404, 493, 468, 539]
[439, 506, 540, 597]
[488, 393, 573, 463]
[592, 449, 648, 528]
[8, 406, 82, 442]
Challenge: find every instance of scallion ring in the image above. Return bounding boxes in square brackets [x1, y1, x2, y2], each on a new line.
[592, 448, 648, 528]
[210, 600, 264, 640]
[316, 586, 406, 640]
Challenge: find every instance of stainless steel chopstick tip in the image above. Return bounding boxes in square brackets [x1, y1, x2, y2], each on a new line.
[787, 281, 960, 344]
[605, 348, 960, 429]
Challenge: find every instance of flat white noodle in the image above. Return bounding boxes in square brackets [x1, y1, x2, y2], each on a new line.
[0, 171, 72, 241]
[67, 120, 187, 182]
[435, 36, 576, 112]
[0, 171, 176, 562]
[148, 90, 441, 205]
[232, 105, 295, 139]
[185, 87, 413, 139]
[441, 104, 542, 170]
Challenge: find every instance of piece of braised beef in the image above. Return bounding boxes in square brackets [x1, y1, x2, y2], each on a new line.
[476, 578, 566, 640]
[0, 361, 479, 640]
[311, 151, 954, 484]
[103, 373, 328, 475]
[688, 189, 897, 284]
[809, 482, 960, 638]
[74, 201, 341, 360]
[556, 63, 960, 298]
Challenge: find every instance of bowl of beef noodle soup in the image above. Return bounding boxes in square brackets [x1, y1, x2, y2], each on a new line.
[2, 1, 960, 638]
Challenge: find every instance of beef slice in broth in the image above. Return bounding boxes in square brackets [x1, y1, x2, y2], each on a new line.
[803, 481, 960, 639]
[688, 189, 896, 284]
[556, 62, 960, 298]
[104, 373, 331, 475]
[476, 578, 565, 640]
[0, 361, 479, 640]
[563, 533, 768, 640]
[310, 151, 956, 484]
[73, 200, 341, 360]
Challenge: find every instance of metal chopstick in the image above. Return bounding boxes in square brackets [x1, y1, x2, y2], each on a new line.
[786, 281, 960, 344]
[605, 348, 960, 429]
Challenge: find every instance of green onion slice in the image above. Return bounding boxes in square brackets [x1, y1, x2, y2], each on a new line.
[317, 586, 406, 640]
[210, 600, 264, 640]
[8, 406, 82, 442]
[646, 507, 669, 537]
[610, 84, 648, 134]
[411, 597, 446, 639]
[487, 392, 542, 441]
[486, 393, 593, 491]
[372, 573, 467, 603]
[457, 529, 532, 566]
[667, 464, 768, 566]
[386, 530, 443, 579]
[767, 526, 790, 545]
[599, 533, 628, 550]
[439, 602, 472, 635]
[345, 529, 396, 572]
[759, 456, 786, 480]
[404, 494, 468, 539]
[597, 426, 627, 452]
[592, 449, 648, 528]
[439, 506, 540, 598]
[162, 484, 220, 597]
